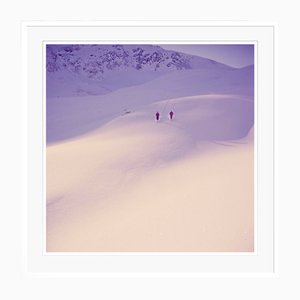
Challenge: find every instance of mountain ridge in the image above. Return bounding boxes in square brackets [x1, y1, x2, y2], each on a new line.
[46, 44, 233, 78]
[46, 44, 235, 97]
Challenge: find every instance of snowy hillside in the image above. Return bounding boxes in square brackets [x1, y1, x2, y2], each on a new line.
[47, 64, 253, 144]
[47, 94, 254, 252]
[46, 44, 233, 97]
[46, 45, 254, 252]
[47, 44, 231, 74]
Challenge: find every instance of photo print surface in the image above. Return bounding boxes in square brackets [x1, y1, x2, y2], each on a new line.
[46, 44, 254, 252]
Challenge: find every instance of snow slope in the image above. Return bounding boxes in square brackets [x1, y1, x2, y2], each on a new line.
[47, 94, 254, 252]
[47, 65, 253, 144]
[46, 47, 254, 252]
[46, 44, 234, 97]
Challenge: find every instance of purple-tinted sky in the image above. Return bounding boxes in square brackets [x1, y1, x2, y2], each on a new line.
[160, 44, 254, 68]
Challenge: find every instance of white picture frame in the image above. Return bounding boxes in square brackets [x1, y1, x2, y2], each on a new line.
[23, 21, 275, 276]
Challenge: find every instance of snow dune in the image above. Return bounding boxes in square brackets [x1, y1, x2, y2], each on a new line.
[46, 56, 254, 252]
[47, 92, 254, 252]
[47, 66, 253, 144]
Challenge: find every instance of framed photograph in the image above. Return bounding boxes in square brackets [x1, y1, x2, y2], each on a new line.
[23, 21, 275, 275]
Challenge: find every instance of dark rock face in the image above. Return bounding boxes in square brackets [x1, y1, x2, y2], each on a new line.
[46, 44, 194, 79]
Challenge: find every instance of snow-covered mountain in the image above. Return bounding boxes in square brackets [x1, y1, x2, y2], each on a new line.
[47, 44, 231, 74]
[46, 44, 234, 97]
[46, 44, 254, 144]
[47, 65, 254, 144]
[46, 45, 254, 252]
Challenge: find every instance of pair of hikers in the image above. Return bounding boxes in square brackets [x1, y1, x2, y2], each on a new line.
[156, 111, 174, 121]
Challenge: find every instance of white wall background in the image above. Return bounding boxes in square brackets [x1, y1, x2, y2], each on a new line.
[0, 1, 298, 299]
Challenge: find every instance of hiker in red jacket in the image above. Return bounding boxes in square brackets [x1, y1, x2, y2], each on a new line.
[155, 112, 160, 121]
[169, 110, 174, 120]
